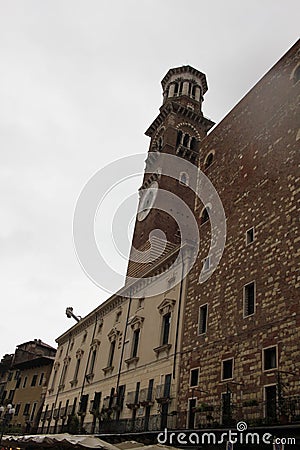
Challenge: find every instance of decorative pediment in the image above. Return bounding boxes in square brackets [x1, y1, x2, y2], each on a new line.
[90, 339, 100, 350]
[63, 356, 71, 365]
[157, 298, 176, 316]
[76, 349, 84, 359]
[108, 327, 120, 342]
[130, 315, 145, 331]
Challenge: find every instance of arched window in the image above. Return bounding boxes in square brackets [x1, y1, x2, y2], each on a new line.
[178, 81, 183, 96]
[201, 206, 210, 224]
[293, 65, 300, 84]
[157, 136, 163, 151]
[191, 85, 197, 99]
[174, 82, 179, 96]
[205, 152, 214, 169]
[183, 133, 190, 147]
[190, 137, 197, 151]
[176, 130, 183, 147]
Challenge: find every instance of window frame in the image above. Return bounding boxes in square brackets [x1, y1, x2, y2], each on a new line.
[263, 345, 278, 372]
[221, 358, 234, 381]
[190, 368, 200, 387]
[198, 303, 208, 335]
[243, 281, 256, 318]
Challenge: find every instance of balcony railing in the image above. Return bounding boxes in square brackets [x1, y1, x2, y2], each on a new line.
[59, 407, 66, 419]
[139, 387, 154, 406]
[52, 408, 59, 420]
[155, 384, 173, 403]
[191, 395, 300, 429]
[126, 391, 139, 409]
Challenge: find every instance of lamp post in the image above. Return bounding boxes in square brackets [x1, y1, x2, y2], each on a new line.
[0, 404, 16, 446]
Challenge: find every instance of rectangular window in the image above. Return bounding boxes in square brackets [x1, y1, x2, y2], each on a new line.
[74, 359, 81, 381]
[263, 346, 277, 371]
[132, 329, 140, 358]
[39, 373, 44, 386]
[30, 402, 37, 422]
[31, 374, 38, 387]
[23, 376, 27, 388]
[60, 364, 68, 386]
[222, 358, 233, 380]
[79, 394, 89, 414]
[190, 368, 199, 387]
[51, 370, 57, 390]
[89, 349, 97, 374]
[23, 403, 30, 416]
[108, 340, 116, 367]
[162, 313, 171, 345]
[198, 304, 208, 334]
[246, 227, 255, 245]
[14, 404, 21, 416]
[244, 281, 255, 317]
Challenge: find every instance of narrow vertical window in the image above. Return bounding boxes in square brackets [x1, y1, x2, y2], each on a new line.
[162, 313, 171, 345]
[244, 281, 255, 317]
[198, 304, 208, 335]
[89, 349, 97, 374]
[246, 227, 255, 245]
[132, 329, 140, 358]
[108, 340, 116, 367]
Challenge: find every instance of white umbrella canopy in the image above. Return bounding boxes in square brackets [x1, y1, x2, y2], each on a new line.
[2, 433, 120, 449]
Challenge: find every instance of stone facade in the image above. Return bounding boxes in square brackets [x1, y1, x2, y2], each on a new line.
[0, 340, 56, 433]
[178, 39, 300, 429]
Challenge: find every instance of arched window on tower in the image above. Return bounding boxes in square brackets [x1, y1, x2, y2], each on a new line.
[201, 206, 210, 225]
[178, 81, 183, 96]
[190, 137, 197, 152]
[183, 133, 190, 148]
[176, 130, 183, 147]
[174, 82, 179, 96]
[204, 152, 214, 169]
[157, 136, 163, 151]
[191, 84, 197, 99]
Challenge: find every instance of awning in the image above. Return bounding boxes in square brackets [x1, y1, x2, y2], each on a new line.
[1, 433, 120, 449]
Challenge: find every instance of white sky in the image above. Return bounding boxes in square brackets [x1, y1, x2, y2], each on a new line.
[0, 0, 299, 357]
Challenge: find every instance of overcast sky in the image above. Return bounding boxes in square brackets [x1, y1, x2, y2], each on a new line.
[0, 1, 299, 357]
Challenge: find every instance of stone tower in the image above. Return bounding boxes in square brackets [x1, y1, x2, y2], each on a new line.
[127, 65, 214, 278]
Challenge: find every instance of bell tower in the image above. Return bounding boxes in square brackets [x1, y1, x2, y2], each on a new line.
[127, 66, 214, 278]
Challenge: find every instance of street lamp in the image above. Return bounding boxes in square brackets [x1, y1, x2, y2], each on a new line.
[0, 404, 16, 445]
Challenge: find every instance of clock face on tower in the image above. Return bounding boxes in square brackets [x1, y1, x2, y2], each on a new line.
[137, 181, 158, 222]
